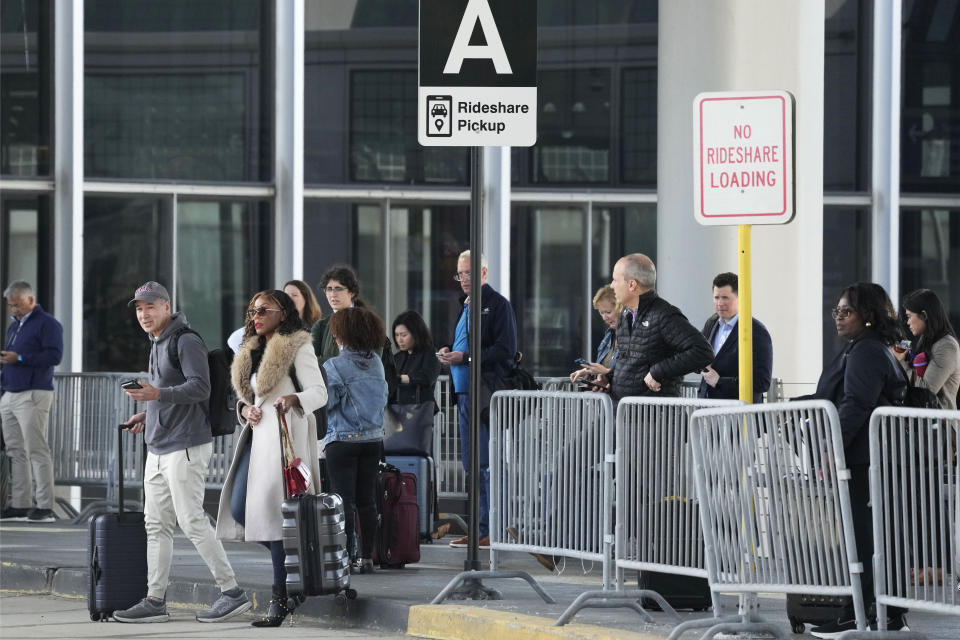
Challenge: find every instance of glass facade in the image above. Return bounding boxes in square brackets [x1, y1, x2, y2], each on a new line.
[0, 0, 52, 176]
[84, 0, 272, 182]
[0, 2, 957, 376]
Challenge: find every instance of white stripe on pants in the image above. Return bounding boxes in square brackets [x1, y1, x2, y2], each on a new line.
[144, 442, 238, 599]
[0, 389, 55, 510]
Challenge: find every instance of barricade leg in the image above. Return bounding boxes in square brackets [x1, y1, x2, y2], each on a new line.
[665, 614, 742, 640]
[431, 570, 555, 605]
[555, 588, 684, 626]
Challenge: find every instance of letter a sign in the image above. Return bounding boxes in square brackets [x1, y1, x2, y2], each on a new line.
[419, 0, 537, 147]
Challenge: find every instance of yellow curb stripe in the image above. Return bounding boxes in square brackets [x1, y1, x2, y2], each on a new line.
[407, 604, 664, 640]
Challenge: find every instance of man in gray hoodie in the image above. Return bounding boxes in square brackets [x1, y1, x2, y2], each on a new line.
[113, 281, 250, 624]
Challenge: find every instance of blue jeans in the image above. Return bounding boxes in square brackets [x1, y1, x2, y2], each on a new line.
[457, 393, 489, 537]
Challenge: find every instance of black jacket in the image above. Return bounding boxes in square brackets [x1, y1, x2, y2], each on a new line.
[608, 291, 714, 400]
[448, 283, 518, 381]
[392, 350, 441, 405]
[808, 328, 905, 465]
[697, 314, 774, 403]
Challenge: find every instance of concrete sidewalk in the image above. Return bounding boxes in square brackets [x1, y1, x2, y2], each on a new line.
[1, 520, 957, 638]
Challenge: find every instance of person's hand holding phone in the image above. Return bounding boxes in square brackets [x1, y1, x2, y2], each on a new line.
[701, 365, 720, 388]
[122, 379, 161, 402]
[437, 347, 464, 366]
[0, 350, 18, 365]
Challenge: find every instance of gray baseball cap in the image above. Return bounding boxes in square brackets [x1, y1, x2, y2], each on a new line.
[128, 281, 171, 307]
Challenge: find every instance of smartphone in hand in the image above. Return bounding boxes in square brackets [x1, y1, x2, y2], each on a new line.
[121, 379, 143, 390]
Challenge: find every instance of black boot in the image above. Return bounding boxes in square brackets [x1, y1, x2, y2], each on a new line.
[251, 585, 295, 627]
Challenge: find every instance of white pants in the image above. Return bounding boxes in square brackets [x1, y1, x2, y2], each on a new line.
[0, 390, 55, 510]
[144, 442, 238, 599]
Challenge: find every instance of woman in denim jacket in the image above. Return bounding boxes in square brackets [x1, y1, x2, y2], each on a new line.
[322, 306, 388, 574]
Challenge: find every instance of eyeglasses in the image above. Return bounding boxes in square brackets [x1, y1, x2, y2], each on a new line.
[247, 307, 281, 319]
[325, 286, 348, 294]
[831, 306, 855, 320]
[453, 271, 470, 282]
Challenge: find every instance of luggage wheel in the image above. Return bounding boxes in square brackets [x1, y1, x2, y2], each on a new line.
[90, 613, 106, 622]
[789, 617, 805, 634]
[344, 588, 358, 600]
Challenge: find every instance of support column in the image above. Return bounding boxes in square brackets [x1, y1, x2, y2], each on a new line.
[871, 0, 901, 301]
[658, 0, 824, 395]
[483, 147, 511, 297]
[53, 0, 83, 371]
[274, 0, 305, 283]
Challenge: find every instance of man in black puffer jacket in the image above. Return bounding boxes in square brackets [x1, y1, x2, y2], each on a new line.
[603, 254, 713, 400]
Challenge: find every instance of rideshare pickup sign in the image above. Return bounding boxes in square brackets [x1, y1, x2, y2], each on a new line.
[418, 0, 537, 147]
[693, 91, 795, 225]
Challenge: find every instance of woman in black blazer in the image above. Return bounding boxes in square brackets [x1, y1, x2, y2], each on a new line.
[808, 283, 908, 638]
[391, 310, 440, 405]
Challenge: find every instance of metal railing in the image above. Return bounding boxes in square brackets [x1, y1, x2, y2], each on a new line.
[485, 390, 615, 604]
[671, 401, 869, 639]
[870, 407, 960, 626]
[556, 396, 741, 626]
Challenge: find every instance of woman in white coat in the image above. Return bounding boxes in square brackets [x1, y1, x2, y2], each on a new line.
[216, 289, 326, 627]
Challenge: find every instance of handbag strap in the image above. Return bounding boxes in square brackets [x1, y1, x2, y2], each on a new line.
[277, 407, 297, 465]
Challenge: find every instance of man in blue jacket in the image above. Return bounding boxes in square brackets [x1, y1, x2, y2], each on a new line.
[0, 281, 63, 523]
[697, 272, 773, 403]
[437, 250, 517, 548]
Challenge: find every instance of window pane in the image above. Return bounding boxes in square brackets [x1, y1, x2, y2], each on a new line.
[83, 197, 172, 372]
[176, 201, 273, 351]
[1, 0, 51, 176]
[303, 201, 386, 316]
[900, 208, 960, 331]
[387, 204, 469, 350]
[532, 69, 611, 184]
[1, 195, 52, 336]
[901, 1, 960, 192]
[347, 70, 467, 184]
[84, 0, 271, 181]
[824, 0, 868, 191]
[511, 207, 585, 376]
[590, 205, 656, 354]
[539, 0, 657, 26]
[621, 67, 657, 186]
[822, 207, 871, 366]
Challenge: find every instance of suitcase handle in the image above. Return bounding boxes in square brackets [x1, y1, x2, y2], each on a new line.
[117, 424, 129, 514]
[90, 545, 102, 582]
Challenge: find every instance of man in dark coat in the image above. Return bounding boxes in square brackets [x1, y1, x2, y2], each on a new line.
[603, 254, 713, 400]
[698, 272, 773, 403]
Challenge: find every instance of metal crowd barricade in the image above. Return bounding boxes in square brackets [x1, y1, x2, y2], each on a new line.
[870, 407, 960, 627]
[556, 397, 742, 626]
[48, 372, 145, 519]
[671, 401, 870, 639]
[538, 376, 577, 392]
[434, 390, 614, 605]
[432, 375, 465, 499]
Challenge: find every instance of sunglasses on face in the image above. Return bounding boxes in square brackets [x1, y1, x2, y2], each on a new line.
[247, 307, 281, 319]
[831, 307, 855, 320]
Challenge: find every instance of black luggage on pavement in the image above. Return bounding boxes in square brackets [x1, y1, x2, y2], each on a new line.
[786, 594, 851, 634]
[88, 426, 148, 621]
[281, 492, 353, 600]
[638, 571, 712, 611]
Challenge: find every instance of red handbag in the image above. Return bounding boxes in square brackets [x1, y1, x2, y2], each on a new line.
[278, 408, 310, 498]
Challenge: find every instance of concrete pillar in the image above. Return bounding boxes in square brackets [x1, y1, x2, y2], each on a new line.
[53, 0, 83, 371]
[483, 146, 511, 297]
[657, 0, 824, 395]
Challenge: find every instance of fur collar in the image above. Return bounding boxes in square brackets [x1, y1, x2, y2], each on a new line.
[232, 331, 312, 404]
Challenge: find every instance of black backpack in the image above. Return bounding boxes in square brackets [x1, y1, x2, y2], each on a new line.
[505, 352, 541, 391]
[167, 327, 238, 437]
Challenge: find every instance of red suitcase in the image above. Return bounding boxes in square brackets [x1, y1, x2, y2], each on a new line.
[374, 464, 420, 568]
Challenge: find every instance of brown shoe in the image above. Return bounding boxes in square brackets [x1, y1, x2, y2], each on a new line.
[532, 553, 557, 572]
[449, 535, 468, 548]
[478, 536, 490, 550]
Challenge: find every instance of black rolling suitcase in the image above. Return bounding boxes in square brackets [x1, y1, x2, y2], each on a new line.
[88, 425, 148, 621]
[786, 594, 850, 634]
[638, 571, 712, 611]
[281, 492, 355, 601]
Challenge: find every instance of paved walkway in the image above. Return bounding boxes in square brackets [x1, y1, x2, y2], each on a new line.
[1, 520, 957, 638]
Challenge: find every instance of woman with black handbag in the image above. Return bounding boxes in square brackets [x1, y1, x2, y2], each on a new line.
[386, 310, 440, 455]
[895, 288, 960, 411]
[215, 290, 326, 627]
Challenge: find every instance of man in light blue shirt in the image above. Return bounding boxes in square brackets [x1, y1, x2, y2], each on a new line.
[698, 272, 773, 403]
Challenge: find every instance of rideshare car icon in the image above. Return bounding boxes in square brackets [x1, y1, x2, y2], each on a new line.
[431, 103, 447, 117]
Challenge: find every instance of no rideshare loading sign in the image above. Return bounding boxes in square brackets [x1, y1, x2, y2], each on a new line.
[418, 0, 537, 147]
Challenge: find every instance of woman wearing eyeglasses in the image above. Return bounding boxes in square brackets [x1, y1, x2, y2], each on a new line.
[895, 288, 960, 411]
[807, 283, 908, 638]
[215, 290, 327, 627]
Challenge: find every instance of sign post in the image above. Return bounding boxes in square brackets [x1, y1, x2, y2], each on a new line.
[693, 90, 794, 403]
[420, 0, 537, 600]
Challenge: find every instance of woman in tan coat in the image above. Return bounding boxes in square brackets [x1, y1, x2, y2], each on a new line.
[216, 289, 326, 627]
